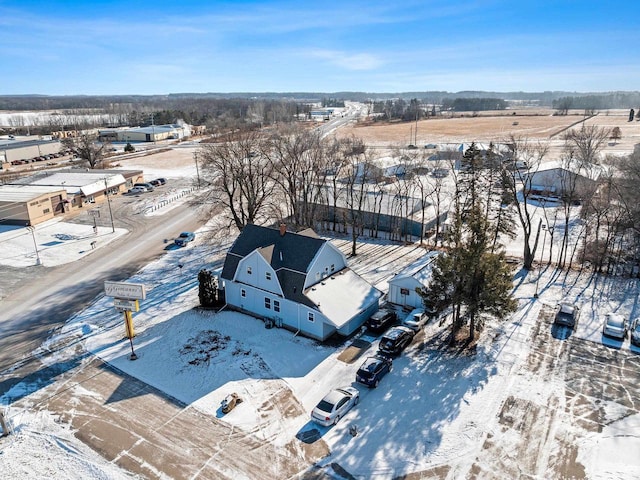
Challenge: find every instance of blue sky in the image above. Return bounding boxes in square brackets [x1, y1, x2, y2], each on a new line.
[1, 0, 638, 95]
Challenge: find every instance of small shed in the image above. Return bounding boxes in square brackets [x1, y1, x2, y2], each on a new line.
[387, 252, 439, 309]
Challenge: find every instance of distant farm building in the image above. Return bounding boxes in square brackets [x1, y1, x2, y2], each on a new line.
[523, 160, 604, 199]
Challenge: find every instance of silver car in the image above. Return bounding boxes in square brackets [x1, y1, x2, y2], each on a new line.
[311, 387, 359, 426]
[602, 313, 627, 339]
[402, 308, 427, 332]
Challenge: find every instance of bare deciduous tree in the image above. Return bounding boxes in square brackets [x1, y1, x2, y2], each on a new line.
[563, 125, 611, 165]
[197, 129, 275, 231]
[264, 125, 328, 228]
[502, 136, 548, 269]
[62, 133, 108, 169]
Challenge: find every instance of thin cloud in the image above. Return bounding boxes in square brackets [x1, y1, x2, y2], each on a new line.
[309, 50, 384, 71]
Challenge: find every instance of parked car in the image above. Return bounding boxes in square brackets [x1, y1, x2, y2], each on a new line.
[310, 387, 359, 426]
[366, 309, 397, 332]
[378, 326, 415, 356]
[134, 182, 155, 192]
[553, 303, 580, 330]
[402, 308, 428, 332]
[128, 186, 148, 194]
[630, 318, 640, 347]
[150, 178, 167, 186]
[174, 232, 196, 247]
[602, 313, 628, 339]
[356, 355, 393, 388]
[221, 393, 242, 414]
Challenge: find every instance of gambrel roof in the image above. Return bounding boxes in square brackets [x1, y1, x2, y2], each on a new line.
[221, 224, 328, 306]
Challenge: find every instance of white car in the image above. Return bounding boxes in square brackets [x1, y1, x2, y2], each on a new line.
[311, 387, 359, 427]
[602, 313, 628, 339]
[128, 186, 147, 194]
[402, 308, 428, 332]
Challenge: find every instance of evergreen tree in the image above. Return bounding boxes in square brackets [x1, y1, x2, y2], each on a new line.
[198, 269, 218, 307]
[419, 145, 517, 343]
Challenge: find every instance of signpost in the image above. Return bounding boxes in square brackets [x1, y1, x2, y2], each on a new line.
[104, 281, 145, 360]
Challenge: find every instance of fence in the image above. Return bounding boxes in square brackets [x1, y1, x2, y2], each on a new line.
[143, 187, 197, 214]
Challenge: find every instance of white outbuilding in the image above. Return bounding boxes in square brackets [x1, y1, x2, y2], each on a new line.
[387, 251, 439, 309]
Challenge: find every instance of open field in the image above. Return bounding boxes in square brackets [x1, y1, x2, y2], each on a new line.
[338, 108, 640, 159]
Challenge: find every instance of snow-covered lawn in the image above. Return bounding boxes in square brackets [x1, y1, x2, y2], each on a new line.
[4, 222, 640, 478]
[0, 219, 127, 268]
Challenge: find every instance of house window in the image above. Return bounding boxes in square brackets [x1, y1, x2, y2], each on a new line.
[274, 300, 280, 312]
[265, 297, 271, 309]
[316, 272, 321, 281]
[266, 272, 271, 280]
[241, 289, 246, 298]
[43, 208, 50, 214]
[330, 264, 335, 272]
[308, 312, 315, 322]
[247, 266, 252, 275]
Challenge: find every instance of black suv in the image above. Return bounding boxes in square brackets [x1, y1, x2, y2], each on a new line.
[378, 326, 415, 356]
[366, 309, 397, 332]
[356, 355, 392, 388]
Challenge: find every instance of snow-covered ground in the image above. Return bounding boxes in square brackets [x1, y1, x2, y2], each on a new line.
[0, 220, 127, 268]
[2, 146, 640, 478]
[3, 216, 640, 478]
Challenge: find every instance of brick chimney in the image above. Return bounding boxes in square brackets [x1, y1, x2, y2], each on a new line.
[279, 223, 286, 236]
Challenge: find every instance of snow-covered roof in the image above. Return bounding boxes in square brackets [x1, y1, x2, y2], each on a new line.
[531, 160, 606, 181]
[0, 184, 67, 202]
[305, 268, 382, 328]
[15, 172, 126, 197]
[389, 251, 439, 286]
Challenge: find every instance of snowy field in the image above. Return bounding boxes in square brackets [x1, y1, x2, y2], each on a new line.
[3, 218, 640, 477]
[2, 142, 640, 478]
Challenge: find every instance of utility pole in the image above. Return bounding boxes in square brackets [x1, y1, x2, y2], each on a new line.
[534, 223, 548, 299]
[194, 152, 201, 188]
[103, 178, 115, 233]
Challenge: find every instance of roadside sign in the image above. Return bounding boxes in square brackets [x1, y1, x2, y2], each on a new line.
[104, 281, 146, 300]
[114, 298, 140, 311]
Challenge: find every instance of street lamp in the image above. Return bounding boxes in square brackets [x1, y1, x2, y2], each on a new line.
[28, 226, 42, 266]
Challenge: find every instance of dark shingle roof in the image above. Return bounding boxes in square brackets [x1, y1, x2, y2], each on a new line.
[221, 224, 326, 306]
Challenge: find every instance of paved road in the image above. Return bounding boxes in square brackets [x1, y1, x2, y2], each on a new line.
[0, 198, 204, 373]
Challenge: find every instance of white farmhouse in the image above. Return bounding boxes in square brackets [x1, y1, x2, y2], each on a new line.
[387, 251, 439, 309]
[219, 224, 382, 341]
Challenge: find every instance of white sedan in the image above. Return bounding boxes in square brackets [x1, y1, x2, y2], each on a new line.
[602, 313, 627, 339]
[311, 387, 359, 426]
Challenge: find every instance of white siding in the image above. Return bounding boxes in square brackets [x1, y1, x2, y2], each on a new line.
[304, 243, 348, 289]
[388, 277, 423, 309]
[234, 251, 283, 296]
[224, 281, 332, 340]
